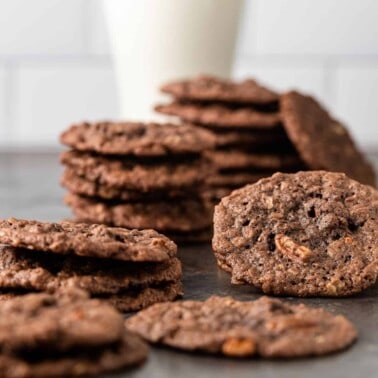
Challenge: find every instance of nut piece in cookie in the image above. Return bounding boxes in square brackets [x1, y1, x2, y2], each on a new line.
[213, 171, 378, 296]
[126, 296, 357, 358]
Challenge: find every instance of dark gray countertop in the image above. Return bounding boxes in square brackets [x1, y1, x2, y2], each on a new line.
[0, 152, 377, 378]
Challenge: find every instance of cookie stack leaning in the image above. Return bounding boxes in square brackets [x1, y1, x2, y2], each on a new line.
[155, 75, 305, 202]
[0, 219, 183, 311]
[60, 121, 216, 242]
[0, 289, 148, 377]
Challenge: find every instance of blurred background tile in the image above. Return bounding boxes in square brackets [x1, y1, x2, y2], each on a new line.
[0, 0, 86, 55]
[12, 63, 118, 147]
[0, 0, 377, 149]
[241, 0, 378, 56]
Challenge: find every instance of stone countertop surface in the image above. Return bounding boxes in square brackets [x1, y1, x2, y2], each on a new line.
[0, 152, 377, 378]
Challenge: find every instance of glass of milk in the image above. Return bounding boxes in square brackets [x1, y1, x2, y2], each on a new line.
[103, 0, 244, 120]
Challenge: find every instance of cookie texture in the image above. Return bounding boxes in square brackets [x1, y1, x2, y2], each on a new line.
[0, 218, 176, 262]
[205, 150, 303, 170]
[0, 290, 148, 377]
[60, 121, 216, 156]
[0, 330, 147, 378]
[65, 194, 213, 232]
[126, 296, 357, 358]
[61, 150, 211, 191]
[105, 281, 184, 312]
[155, 102, 281, 129]
[206, 172, 269, 188]
[210, 129, 292, 148]
[61, 169, 190, 201]
[281, 91, 376, 186]
[213, 171, 378, 296]
[0, 246, 181, 295]
[160, 75, 279, 104]
[0, 289, 124, 353]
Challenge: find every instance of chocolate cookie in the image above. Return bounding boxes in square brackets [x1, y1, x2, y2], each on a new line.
[61, 169, 190, 201]
[65, 194, 213, 232]
[61, 150, 211, 191]
[210, 128, 292, 148]
[126, 296, 357, 358]
[206, 172, 271, 188]
[0, 331, 147, 378]
[160, 75, 279, 105]
[281, 91, 376, 186]
[205, 150, 304, 171]
[60, 121, 216, 156]
[155, 102, 281, 129]
[0, 218, 176, 262]
[0, 289, 124, 353]
[0, 246, 181, 295]
[105, 281, 183, 312]
[213, 171, 378, 296]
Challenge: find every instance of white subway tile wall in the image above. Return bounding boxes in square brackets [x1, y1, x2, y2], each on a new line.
[0, 0, 377, 148]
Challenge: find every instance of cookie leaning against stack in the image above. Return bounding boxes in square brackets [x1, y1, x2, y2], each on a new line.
[155, 75, 305, 202]
[0, 218, 183, 311]
[0, 289, 148, 377]
[126, 296, 357, 358]
[213, 171, 378, 296]
[60, 121, 216, 242]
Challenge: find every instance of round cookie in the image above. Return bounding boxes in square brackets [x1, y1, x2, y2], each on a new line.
[61, 150, 211, 191]
[281, 91, 376, 186]
[65, 194, 213, 232]
[160, 75, 279, 105]
[61, 168, 191, 201]
[0, 218, 176, 262]
[0, 330, 147, 378]
[126, 296, 357, 358]
[213, 171, 378, 296]
[0, 246, 182, 295]
[60, 121, 216, 156]
[0, 289, 124, 353]
[205, 150, 304, 171]
[155, 102, 281, 129]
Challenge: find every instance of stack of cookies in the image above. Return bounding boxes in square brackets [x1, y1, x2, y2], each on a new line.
[0, 219, 183, 311]
[0, 289, 148, 377]
[155, 75, 305, 201]
[60, 121, 216, 242]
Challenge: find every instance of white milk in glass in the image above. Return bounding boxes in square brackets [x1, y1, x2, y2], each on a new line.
[103, 0, 244, 120]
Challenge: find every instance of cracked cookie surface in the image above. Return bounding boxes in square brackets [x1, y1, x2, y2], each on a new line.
[126, 296, 357, 357]
[213, 171, 378, 296]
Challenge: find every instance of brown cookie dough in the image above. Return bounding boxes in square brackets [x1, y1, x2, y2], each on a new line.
[155, 102, 281, 129]
[126, 296, 357, 358]
[0, 289, 124, 354]
[0, 246, 182, 295]
[60, 121, 216, 156]
[0, 218, 176, 262]
[0, 330, 147, 378]
[213, 171, 378, 296]
[160, 75, 279, 105]
[61, 150, 211, 191]
[205, 149, 304, 170]
[65, 194, 213, 232]
[281, 91, 376, 186]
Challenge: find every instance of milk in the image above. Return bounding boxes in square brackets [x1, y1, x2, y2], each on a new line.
[103, 0, 244, 120]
